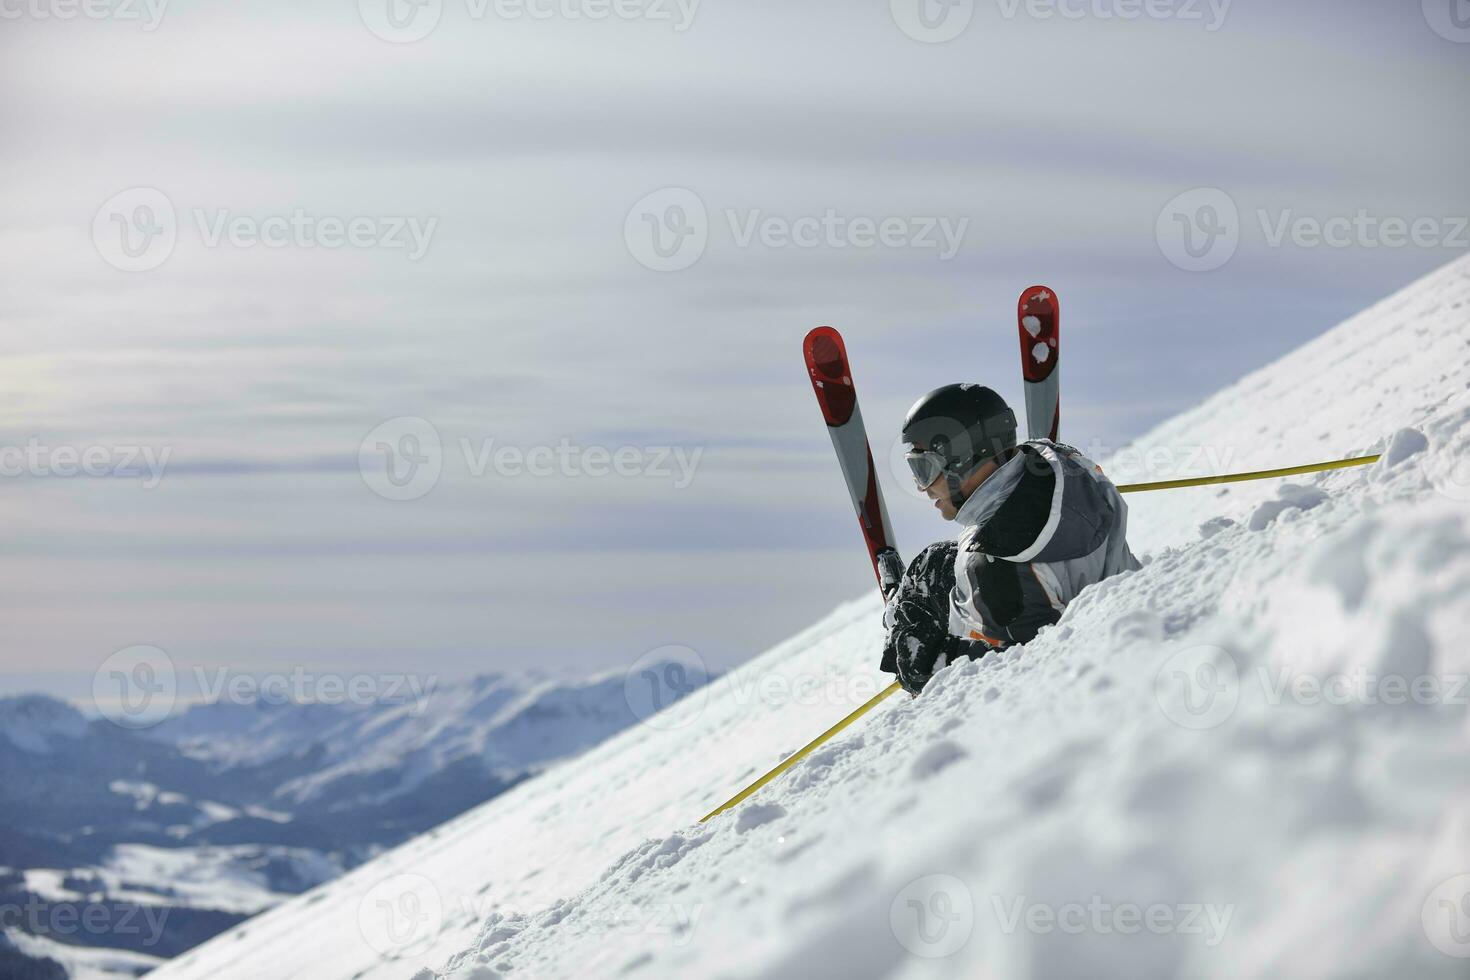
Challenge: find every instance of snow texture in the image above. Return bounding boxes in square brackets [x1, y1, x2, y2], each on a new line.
[150, 255, 1470, 980]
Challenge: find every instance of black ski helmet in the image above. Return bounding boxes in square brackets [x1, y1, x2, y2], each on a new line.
[901, 384, 1017, 506]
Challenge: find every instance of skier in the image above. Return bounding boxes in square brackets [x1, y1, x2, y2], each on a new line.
[879, 384, 1140, 695]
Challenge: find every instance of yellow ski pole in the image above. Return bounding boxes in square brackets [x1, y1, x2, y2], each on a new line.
[699, 680, 902, 823]
[1116, 454, 1379, 494]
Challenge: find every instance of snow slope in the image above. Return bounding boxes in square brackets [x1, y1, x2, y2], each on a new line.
[151, 255, 1470, 980]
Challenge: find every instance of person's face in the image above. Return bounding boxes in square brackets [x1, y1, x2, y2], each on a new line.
[921, 468, 961, 520]
[919, 456, 999, 521]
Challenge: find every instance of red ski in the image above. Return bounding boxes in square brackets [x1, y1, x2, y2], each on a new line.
[802, 326, 902, 598]
[1017, 285, 1061, 442]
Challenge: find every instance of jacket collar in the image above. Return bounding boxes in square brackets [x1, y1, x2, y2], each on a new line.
[954, 449, 1028, 529]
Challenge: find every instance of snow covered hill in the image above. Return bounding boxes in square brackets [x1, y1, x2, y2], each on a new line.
[0, 668, 693, 979]
[150, 255, 1470, 980]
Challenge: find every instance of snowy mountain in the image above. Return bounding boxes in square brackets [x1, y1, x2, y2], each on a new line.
[0, 667, 696, 979]
[0, 694, 89, 754]
[148, 255, 1470, 980]
[146, 669, 658, 812]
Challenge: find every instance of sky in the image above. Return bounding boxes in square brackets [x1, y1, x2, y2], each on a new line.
[1, 0, 1468, 707]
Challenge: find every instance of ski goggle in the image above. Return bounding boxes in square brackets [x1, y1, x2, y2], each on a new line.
[904, 449, 948, 491]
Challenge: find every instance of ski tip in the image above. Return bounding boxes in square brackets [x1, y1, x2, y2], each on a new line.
[803, 324, 842, 346]
[1018, 287, 1060, 384]
[803, 326, 848, 378]
[1018, 285, 1058, 312]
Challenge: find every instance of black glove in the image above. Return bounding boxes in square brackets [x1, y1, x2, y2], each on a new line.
[881, 541, 1003, 695]
[897, 627, 998, 695]
[892, 605, 955, 695]
[881, 542, 959, 691]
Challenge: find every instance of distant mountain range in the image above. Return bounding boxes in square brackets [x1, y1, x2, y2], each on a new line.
[0, 667, 703, 979]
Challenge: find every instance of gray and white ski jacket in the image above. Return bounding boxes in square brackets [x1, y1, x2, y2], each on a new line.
[880, 439, 1140, 691]
[949, 439, 1141, 648]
